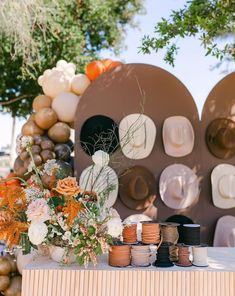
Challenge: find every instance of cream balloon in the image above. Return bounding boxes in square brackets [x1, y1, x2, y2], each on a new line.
[16, 249, 38, 275]
[71, 74, 90, 95]
[52, 92, 80, 122]
[38, 69, 72, 98]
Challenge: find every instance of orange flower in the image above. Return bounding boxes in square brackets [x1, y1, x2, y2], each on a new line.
[63, 201, 83, 225]
[0, 186, 26, 211]
[1, 220, 28, 249]
[54, 177, 80, 197]
[0, 210, 13, 230]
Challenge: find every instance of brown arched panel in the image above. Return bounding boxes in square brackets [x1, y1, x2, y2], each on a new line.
[201, 72, 235, 245]
[74, 63, 203, 241]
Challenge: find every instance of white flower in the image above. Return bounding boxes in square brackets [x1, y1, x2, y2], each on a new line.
[107, 217, 123, 238]
[24, 187, 44, 202]
[26, 199, 50, 223]
[28, 222, 48, 245]
[43, 159, 60, 176]
[92, 150, 110, 167]
[21, 136, 34, 148]
[62, 231, 71, 241]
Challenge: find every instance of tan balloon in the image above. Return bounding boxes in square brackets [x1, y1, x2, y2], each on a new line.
[0, 257, 11, 275]
[0, 275, 10, 291]
[4, 255, 17, 273]
[48, 122, 71, 143]
[28, 113, 36, 121]
[35, 107, 57, 130]
[33, 95, 52, 111]
[4, 276, 22, 296]
[21, 120, 44, 136]
[52, 92, 80, 122]
[71, 74, 90, 95]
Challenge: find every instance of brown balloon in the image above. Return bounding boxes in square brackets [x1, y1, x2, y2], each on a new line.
[41, 173, 57, 190]
[21, 120, 44, 136]
[54, 144, 71, 161]
[13, 157, 28, 178]
[19, 150, 29, 161]
[41, 139, 55, 151]
[24, 155, 42, 168]
[31, 145, 41, 155]
[40, 150, 56, 162]
[48, 122, 71, 143]
[35, 107, 57, 130]
[28, 113, 36, 122]
[33, 95, 52, 111]
[33, 135, 43, 145]
[0, 257, 11, 276]
[0, 275, 10, 291]
[4, 276, 22, 296]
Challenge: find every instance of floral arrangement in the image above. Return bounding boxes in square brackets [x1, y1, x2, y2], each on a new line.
[0, 136, 117, 266]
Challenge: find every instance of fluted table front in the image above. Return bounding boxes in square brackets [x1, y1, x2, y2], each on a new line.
[22, 247, 235, 296]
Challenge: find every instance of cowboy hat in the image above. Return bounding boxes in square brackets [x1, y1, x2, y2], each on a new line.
[119, 113, 156, 159]
[80, 115, 119, 155]
[213, 215, 235, 247]
[159, 164, 200, 210]
[211, 164, 235, 209]
[79, 164, 118, 208]
[162, 116, 194, 157]
[206, 118, 235, 159]
[119, 166, 156, 210]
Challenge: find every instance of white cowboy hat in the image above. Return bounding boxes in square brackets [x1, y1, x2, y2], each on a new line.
[79, 164, 118, 208]
[119, 113, 156, 159]
[162, 116, 194, 157]
[213, 215, 235, 247]
[159, 164, 200, 210]
[211, 164, 235, 209]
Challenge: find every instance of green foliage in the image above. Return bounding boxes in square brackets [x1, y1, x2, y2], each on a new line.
[140, 0, 235, 66]
[0, 0, 143, 117]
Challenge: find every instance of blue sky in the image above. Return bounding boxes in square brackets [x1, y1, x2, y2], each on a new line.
[0, 0, 231, 148]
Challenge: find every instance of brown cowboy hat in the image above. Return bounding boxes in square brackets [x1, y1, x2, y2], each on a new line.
[206, 118, 235, 159]
[119, 166, 156, 210]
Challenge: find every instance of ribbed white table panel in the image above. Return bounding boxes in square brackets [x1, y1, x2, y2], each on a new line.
[22, 248, 235, 296]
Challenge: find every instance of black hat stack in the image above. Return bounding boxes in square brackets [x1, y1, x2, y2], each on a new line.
[154, 242, 174, 267]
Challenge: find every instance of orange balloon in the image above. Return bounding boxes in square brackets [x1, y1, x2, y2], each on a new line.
[101, 59, 113, 71]
[107, 61, 123, 71]
[85, 60, 105, 81]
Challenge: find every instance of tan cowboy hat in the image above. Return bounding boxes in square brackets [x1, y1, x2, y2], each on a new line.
[211, 164, 235, 209]
[162, 116, 194, 157]
[206, 118, 235, 159]
[119, 166, 156, 210]
[79, 164, 118, 208]
[119, 113, 156, 159]
[213, 215, 235, 247]
[159, 164, 200, 210]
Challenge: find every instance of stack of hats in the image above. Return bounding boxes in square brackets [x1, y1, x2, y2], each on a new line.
[175, 244, 192, 267]
[141, 222, 161, 244]
[154, 243, 173, 267]
[131, 245, 151, 267]
[109, 244, 131, 267]
[122, 223, 137, 244]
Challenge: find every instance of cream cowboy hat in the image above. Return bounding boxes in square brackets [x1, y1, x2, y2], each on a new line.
[162, 116, 194, 157]
[159, 164, 200, 210]
[213, 215, 235, 247]
[79, 164, 118, 208]
[211, 164, 235, 209]
[119, 113, 156, 159]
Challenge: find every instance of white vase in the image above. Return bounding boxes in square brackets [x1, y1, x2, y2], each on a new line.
[16, 249, 38, 275]
[48, 246, 76, 264]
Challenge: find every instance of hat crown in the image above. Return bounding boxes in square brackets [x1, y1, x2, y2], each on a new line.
[129, 176, 149, 201]
[128, 118, 146, 148]
[169, 123, 187, 147]
[217, 127, 235, 149]
[168, 176, 186, 200]
[219, 174, 235, 199]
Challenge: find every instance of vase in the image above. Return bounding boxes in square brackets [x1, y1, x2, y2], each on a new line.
[48, 245, 76, 264]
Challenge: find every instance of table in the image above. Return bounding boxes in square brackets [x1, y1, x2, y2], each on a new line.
[22, 248, 235, 296]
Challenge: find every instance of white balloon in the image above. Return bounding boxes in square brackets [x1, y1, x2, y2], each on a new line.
[71, 74, 91, 95]
[52, 92, 80, 122]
